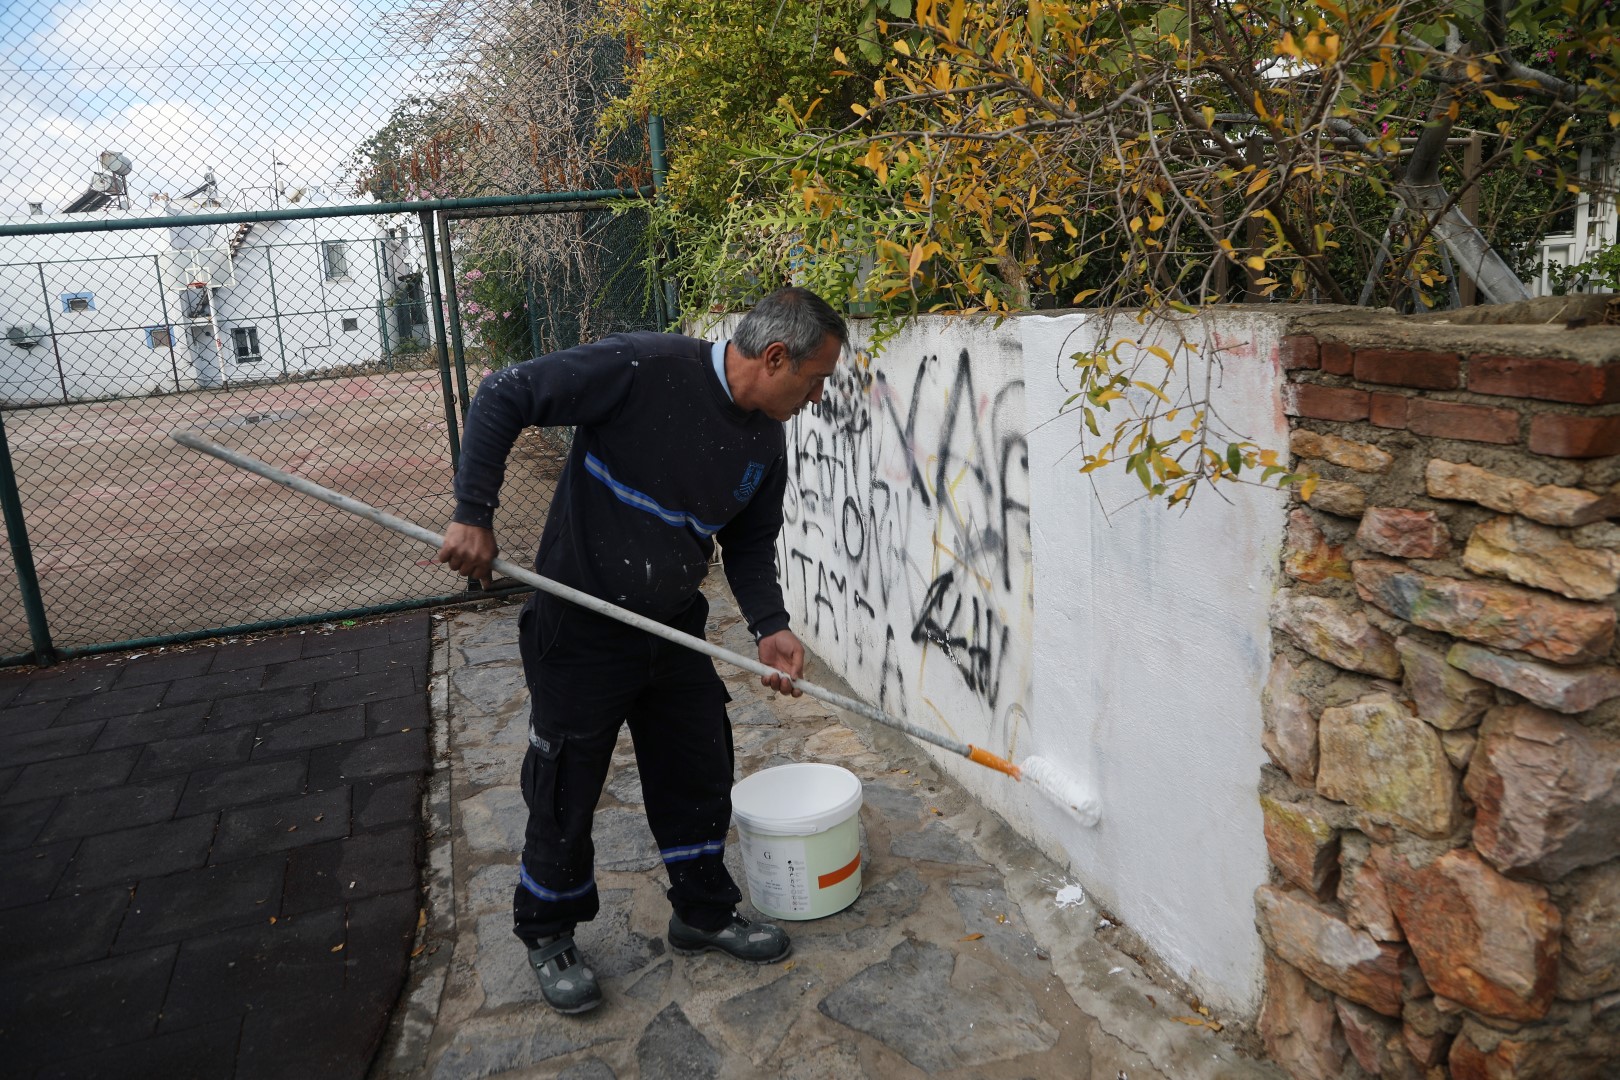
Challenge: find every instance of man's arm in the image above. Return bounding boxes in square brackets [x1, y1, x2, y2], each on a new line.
[715, 460, 803, 695]
[437, 339, 638, 581]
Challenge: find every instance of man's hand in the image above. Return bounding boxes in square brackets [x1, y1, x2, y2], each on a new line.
[437, 522, 498, 587]
[757, 629, 805, 696]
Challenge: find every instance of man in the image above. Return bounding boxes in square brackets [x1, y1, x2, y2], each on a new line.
[436, 286, 847, 1014]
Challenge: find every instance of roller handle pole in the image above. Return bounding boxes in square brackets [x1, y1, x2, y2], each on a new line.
[170, 432, 1005, 773]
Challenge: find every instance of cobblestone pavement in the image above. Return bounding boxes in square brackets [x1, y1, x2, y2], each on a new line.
[378, 581, 1284, 1080]
[0, 615, 431, 1078]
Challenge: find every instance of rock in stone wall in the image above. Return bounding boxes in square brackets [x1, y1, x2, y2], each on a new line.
[1259, 316, 1620, 1080]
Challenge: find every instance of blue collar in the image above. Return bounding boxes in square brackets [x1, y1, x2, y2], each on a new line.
[710, 338, 734, 402]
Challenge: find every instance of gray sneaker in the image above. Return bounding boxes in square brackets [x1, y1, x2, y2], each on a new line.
[668, 911, 792, 964]
[527, 934, 602, 1014]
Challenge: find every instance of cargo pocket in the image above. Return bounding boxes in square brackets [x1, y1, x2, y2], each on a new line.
[520, 726, 566, 840]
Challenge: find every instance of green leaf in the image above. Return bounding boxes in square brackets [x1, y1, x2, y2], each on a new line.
[1225, 443, 1243, 475]
[887, 0, 912, 15]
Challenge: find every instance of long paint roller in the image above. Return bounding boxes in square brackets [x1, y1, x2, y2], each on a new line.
[171, 430, 1101, 826]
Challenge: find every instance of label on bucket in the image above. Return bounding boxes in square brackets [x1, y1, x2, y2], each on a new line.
[737, 832, 811, 914]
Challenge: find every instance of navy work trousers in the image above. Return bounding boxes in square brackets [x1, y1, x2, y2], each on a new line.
[512, 590, 742, 945]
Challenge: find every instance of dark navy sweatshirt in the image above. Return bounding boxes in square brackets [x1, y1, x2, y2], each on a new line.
[451, 332, 791, 640]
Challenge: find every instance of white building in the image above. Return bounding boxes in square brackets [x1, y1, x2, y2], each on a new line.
[1532, 139, 1620, 296]
[2, 191, 432, 406]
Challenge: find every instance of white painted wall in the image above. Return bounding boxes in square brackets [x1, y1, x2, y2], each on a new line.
[746, 308, 1290, 1018]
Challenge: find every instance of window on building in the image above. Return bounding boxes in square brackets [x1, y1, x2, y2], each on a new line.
[60, 292, 95, 312]
[341, 317, 359, 332]
[322, 241, 350, 280]
[232, 326, 262, 362]
[144, 326, 173, 349]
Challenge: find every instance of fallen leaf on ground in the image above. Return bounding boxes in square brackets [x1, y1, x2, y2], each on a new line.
[330, 943, 345, 953]
[417, 909, 427, 928]
[961, 932, 984, 941]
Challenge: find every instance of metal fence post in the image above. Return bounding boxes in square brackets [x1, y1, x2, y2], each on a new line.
[435, 210, 472, 416]
[36, 264, 69, 404]
[0, 410, 56, 666]
[418, 210, 461, 468]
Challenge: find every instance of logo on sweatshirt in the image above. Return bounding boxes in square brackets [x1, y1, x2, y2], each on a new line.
[733, 461, 765, 501]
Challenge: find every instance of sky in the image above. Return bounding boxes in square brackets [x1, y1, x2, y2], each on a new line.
[0, 0, 443, 219]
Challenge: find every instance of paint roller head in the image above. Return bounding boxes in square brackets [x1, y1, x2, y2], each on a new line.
[1018, 755, 1102, 827]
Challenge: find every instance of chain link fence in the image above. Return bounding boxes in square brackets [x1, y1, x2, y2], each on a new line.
[1, 0, 664, 663]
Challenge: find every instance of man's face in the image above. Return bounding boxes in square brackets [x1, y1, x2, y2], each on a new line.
[757, 334, 842, 422]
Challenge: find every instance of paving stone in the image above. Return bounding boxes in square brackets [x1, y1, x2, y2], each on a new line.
[638, 1001, 721, 1080]
[593, 807, 661, 872]
[0, 839, 77, 909]
[115, 853, 289, 951]
[450, 662, 529, 718]
[0, 695, 69, 732]
[0, 944, 177, 1068]
[354, 775, 422, 829]
[2, 746, 139, 805]
[717, 970, 822, 1062]
[391, 614, 431, 644]
[235, 981, 388, 1080]
[262, 650, 359, 691]
[367, 692, 428, 736]
[0, 718, 103, 769]
[0, 798, 57, 853]
[0, 764, 16, 797]
[575, 889, 662, 978]
[59, 812, 219, 891]
[846, 866, 927, 922]
[817, 939, 1059, 1071]
[888, 822, 986, 865]
[460, 786, 528, 854]
[307, 729, 428, 787]
[213, 787, 351, 862]
[0, 885, 129, 975]
[343, 887, 418, 1005]
[626, 957, 672, 1001]
[54, 681, 169, 724]
[465, 863, 515, 915]
[38, 776, 185, 842]
[860, 780, 924, 823]
[93, 701, 211, 750]
[557, 1061, 616, 1080]
[159, 906, 348, 1031]
[606, 764, 646, 805]
[731, 700, 780, 726]
[7, 666, 115, 704]
[303, 621, 398, 657]
[210, 634, 304, 671]
[948, 883, 1052, 981]
[254, 705, 366, 758]
[315, 667, 420, 711]
[429, 1014, 607, 1080]
[163, 666, 266, 706]
[461, 641, 521, 666]
[35, 1015, 243, 1080]
[176, 758, 307, 817]
[112, 650, 215, 689]
[205, 685, 313, 730]
[282, 825, 420, 915]
[130, 728, 255, 781]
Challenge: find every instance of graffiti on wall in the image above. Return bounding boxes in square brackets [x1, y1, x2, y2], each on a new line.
[779, 345, 1032, 744]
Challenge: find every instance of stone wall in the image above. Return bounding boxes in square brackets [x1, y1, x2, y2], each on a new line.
[1263, 309, 1620, 1078]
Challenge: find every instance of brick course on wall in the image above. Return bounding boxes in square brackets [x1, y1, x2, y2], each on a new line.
[1261, 316, 1620, 1080]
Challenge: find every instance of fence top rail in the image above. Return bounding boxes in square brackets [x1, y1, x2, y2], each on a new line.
[0, 188, 653, 238]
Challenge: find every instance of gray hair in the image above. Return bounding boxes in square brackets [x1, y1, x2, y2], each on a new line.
[733, 287, 848, 370]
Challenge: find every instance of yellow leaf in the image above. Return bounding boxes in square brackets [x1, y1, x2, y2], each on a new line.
[1299, 475, 1318, 500]
[1484, 89, 1518, 110]
[1147, 191, 1164, 213]
[1201, 105, 1215, 128]
[330, 943, 345, 953]
[1246, 256, 1266, 271]
[1245, 170, 1271, 197]
[894, 38, 911, 56]
[1369, 61, 1386, 89]
[946, 0, 965, 42]
[1094, 389, 1125, 405]
[1146, 344, 1174, 365]
[1174, 1016, 1205, 1027]
[1148, 214, 1165, 231]
[850, 102, 868, 117]
[1611, 112, 1620, 128]
[1133, 380, 1171, 404]
[961, 932, 985, 941]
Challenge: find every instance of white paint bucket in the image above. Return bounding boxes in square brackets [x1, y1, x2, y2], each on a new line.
[731, 763, 863, 921]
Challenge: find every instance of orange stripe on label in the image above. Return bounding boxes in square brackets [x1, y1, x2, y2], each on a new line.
[817, 852, 861, 890]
